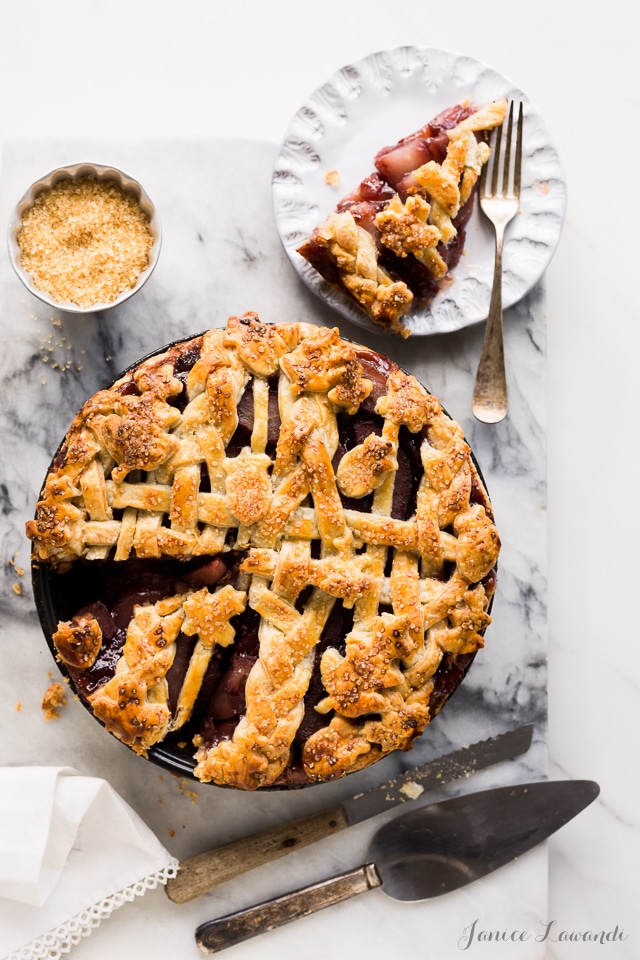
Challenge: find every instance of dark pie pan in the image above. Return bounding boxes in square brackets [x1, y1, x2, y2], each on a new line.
[30, 330, 494, 787]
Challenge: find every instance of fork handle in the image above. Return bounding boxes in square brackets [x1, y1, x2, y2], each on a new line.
[473, 221, 508, 423]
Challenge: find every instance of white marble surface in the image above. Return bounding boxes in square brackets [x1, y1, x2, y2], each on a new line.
[0, 2, 637, 959]
[0, 135, 547, 960]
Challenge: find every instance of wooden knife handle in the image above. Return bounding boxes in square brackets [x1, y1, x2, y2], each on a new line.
[195, 863, 381, 953]
[166, 804, 348, 903]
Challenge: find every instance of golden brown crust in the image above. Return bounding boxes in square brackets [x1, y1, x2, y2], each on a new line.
[28, 314, 500, 788]
[53, 615, 103, 669]
[87, 586, 246, 755]
[222, 312, 289, 376]
[375, 195, 448, 281]
[336, 433, 397, 499]
[279, 325, 373, 404]
[311, 214, 414, 338]
[89, 392, 181, 484]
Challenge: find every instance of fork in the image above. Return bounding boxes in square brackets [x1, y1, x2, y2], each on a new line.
[472, 101, 523, 423]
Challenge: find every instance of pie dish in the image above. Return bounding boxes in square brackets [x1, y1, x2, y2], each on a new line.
[297, 99, 508, 337]
[27, 313, 500, 790]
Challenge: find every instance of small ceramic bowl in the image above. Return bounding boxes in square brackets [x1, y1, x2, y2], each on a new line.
[7, 161, 162, 314]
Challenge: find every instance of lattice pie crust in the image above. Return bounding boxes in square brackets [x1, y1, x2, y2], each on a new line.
[27, 313, 500, 789]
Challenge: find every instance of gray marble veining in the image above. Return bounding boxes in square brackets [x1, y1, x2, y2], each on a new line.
[0, 138, 548, 959]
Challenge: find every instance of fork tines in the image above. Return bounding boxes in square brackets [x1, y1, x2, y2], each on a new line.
[483, 100, 524, 199]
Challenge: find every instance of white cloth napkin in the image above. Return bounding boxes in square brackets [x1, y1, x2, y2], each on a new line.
[0, 767, 178, 960]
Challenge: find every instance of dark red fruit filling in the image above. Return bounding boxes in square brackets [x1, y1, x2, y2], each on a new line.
[225, 374, 281, 458]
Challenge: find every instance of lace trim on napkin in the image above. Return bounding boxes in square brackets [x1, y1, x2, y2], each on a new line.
[9, 860, 179, 960]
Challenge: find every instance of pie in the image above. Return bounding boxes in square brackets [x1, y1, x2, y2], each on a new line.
[27, 313, 500, 790]
[297, 99, 508, 337]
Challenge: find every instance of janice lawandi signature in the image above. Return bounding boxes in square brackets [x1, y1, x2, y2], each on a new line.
[459, 919, 629, 950]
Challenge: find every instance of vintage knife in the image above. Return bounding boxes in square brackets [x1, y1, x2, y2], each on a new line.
[166, 723, 533, 903]
[196, 778, 599, 954]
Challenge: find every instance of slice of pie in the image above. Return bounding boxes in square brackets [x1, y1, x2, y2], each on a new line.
[297, 99, 508, 337]
[27, 312, 500, 790]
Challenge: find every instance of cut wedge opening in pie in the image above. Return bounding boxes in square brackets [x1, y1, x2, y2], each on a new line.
[297, 99, 508, 337]
[27, 312, 500, 789]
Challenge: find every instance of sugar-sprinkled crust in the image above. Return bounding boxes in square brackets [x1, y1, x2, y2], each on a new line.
[27, 312, 500, 789]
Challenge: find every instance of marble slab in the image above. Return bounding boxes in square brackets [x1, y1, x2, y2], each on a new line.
[0, 138, 547, 959]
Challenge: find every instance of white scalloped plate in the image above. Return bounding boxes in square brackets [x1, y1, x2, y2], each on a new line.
[272, 46, 567, 336]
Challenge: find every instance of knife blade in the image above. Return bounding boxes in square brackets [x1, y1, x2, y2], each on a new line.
[195, 779, 599, 954]
[165, 723, 533, 903]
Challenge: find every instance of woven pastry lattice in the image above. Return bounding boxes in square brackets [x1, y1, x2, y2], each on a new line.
[27, 314, 500, 789]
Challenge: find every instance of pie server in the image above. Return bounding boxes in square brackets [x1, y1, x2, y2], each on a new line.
[167, 723, 533, 903]
[195, 778, 599, 954]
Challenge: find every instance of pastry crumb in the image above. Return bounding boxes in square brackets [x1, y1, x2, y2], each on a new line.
[177, 779, 199, 801]
[41, 682, 67, 720]
[15, 701, 22, 712]
[399, 780, 424, 800]
[11, 583, 23, 596]
[325, 169, 341, 186]
[168, 829, 175, 838]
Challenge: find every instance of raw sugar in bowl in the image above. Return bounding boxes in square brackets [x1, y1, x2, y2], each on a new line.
[7, 162, 161, 314]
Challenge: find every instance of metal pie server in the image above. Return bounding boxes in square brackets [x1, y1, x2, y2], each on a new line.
[167, 723, 533, 903]
[196, 779, 599, 954]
